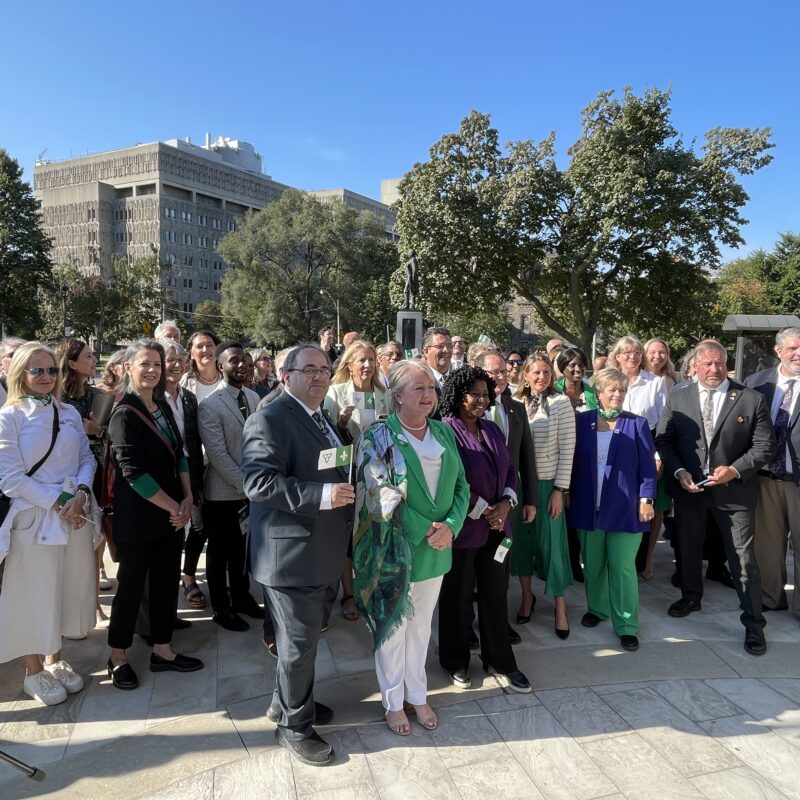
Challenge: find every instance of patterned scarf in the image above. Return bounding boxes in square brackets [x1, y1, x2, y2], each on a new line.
[22, 393, 53, 405]
[352, 419, 415, 651]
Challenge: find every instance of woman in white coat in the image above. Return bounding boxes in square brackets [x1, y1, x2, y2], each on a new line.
[0, 342, 97, 705]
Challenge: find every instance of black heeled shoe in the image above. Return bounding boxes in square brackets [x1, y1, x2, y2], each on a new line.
[516, 596, 536, 625]
[554, 609, 570, 640]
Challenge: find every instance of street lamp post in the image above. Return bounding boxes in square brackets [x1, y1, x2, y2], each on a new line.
[320, 289, 340, 345]
[60, 284, 68, 337]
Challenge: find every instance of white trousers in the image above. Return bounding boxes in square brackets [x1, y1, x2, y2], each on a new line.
[374, 575, 442, 712]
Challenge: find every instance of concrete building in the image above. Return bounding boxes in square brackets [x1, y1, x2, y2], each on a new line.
[34, 135, 396, 317]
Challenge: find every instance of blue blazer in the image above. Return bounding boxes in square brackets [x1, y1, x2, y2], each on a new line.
[567, 410, 657, 533]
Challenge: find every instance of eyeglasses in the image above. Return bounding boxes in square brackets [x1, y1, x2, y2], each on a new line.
[25, 367, 59, 377]
[427, 343, 452, 351]
[131, 361, 162, 370]
[288, 366, 332, 378]
[506, 359, 523, 366]
[488, 369, 509, 377]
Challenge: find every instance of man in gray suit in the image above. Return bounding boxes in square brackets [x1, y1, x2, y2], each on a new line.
[242, 343, 355, 766]
[198, 341, 263, 632]
[745, 326, 800, 614]
[655, 339, 775, 656]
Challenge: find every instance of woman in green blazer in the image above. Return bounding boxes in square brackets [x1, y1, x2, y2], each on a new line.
[353, 360, 469, 737]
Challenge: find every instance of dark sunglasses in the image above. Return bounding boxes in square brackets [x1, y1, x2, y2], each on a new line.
[25, 367, 59, 377]
[506, 359, 523, 366]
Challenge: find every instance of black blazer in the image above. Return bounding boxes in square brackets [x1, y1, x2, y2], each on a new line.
[655, 379, 775, 511]
[499, 390, 538, 505]
[745, 367, 800, 482]
[109, 392, 186, 542]
[178, 388, 204, 497]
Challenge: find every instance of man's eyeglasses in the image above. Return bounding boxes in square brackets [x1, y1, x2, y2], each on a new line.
[25, 367, 59, 377]
[488, 369, 509, 378]
[506, 359, 523, 366]
[288, 366, 332, 378]
[427, 344, 452, 351]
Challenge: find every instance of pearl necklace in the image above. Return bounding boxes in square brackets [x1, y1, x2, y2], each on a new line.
[398, 416, 427, 431]
[195, 372, 220, 386]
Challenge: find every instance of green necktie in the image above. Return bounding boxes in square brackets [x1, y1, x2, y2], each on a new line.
[492, 403, 506, 438]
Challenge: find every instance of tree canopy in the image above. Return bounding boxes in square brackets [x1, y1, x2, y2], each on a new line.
[217, 189, 398, 346]
[0, 148, 53, 336]
[395, 88, 774, 353]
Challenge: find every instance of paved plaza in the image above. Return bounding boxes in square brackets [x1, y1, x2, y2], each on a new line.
[1, 539, 799, 800]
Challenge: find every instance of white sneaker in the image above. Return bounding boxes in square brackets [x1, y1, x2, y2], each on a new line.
[23, 671, 68, 706]
[99, 569, 112, 591]
[44, 660, 84, 694]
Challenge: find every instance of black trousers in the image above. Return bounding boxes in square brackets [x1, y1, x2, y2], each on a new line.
[439, 532, 517, 675]
[109, 533, 182, 649]
[183, 521, 206, 577]
[263, 583, 328, 740]
[674, 494, 765, 630]
[203, 499, 252, 613]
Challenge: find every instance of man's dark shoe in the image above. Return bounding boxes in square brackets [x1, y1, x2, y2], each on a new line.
[233, 599, 265, 619]
[706, 565, 736, 589]
[448, 668, 471, 689]
[213, 609, 250, 631]
[620, 635, 640, 652]
[744, 627, 767, 656]
[149, 652, 204, 673]
[581, 612, 601, 628]
[267, 701, 333, 725]
[668, 598, 702, 618]
[508, 625, 521, 645]
[275, 728, 334, 766]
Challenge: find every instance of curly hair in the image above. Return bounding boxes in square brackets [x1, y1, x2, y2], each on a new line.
[439, 364, 496, 418]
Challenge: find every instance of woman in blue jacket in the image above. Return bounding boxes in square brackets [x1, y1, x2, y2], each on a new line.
[568, 368, 657, 652]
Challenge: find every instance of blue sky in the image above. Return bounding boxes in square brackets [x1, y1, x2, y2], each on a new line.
[2, 1, 796, 261]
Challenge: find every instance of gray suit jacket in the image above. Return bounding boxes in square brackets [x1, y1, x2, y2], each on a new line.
[198, 382, 261, 502]
[655, 379, 775, 511]
[241, 391, 354, 586]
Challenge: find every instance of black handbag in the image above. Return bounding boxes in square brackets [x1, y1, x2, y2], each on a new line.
[0, 405, 60, 525]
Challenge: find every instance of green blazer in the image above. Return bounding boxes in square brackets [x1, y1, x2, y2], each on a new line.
[385, 413, 470, 581]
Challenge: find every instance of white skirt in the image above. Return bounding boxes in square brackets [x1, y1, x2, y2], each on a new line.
[0, 506, 96, 663]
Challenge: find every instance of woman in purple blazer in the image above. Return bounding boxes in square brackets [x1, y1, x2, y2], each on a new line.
[568, 368, 658, 652]
[438, 366, 531, 693]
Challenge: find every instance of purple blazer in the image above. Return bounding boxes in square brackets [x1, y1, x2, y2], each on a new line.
[444, 416, 517, 549]
[567, 410, 657, 534]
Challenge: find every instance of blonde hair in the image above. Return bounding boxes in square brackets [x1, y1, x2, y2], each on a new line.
[331, 339, 383, 391]
[5, 341, 62, 406]
[642, 337, 676, 385]
[607, 335, 644, 371]
[593, 367, 629, 394]
[466, 341, 499, 366]
[389, 360, 439, 417]
[514, 352, 554, 400]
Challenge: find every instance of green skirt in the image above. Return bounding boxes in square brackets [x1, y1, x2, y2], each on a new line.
[511, 478, 573, 596]
[655, 473, 671, 513]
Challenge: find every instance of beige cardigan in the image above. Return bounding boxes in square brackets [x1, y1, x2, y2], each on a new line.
[324, 381, 393, 443]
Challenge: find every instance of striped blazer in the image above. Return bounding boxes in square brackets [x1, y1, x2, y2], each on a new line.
[515, 392, 575, 488]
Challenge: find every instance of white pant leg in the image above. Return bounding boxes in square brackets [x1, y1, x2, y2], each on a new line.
[403, 576, 443, 706]
[374, 612, 408, 712]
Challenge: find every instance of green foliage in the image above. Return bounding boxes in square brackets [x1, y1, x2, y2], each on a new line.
[430, 308, 514, 346]
[218, 189, 398, 347]
[396, 89, 773, 354]
[0, 148, 53, 335]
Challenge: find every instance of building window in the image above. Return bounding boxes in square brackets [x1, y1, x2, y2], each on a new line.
[183, 233, 192, 245]
[198, 236, 208, 248]
[227, 221, 236, 232]
[198, 214, 207, 226]
[183, 256, 193, 267]
[165, 230, 176, 243]
[182, 210, 193, 223]
[164, 207, 176, 220]
[212, 218, 221, 229]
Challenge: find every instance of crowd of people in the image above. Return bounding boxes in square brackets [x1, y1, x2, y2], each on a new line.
[0, 318, 797, 767]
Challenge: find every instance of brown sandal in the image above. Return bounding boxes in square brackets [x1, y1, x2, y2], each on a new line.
[183, 581, 207, 609]
[385, 709, 411, 736]
[404, 701, 438, 730]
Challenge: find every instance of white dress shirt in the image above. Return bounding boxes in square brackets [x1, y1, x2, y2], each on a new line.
[698, 378, 730, 429]
[623, 370, 668, 430]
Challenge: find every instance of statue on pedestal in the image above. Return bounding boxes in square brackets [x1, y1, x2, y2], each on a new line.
[403, 251, 419, 310]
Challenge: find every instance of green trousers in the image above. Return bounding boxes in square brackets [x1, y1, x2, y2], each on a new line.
[578, 529, 642, 635]
[512, 479, 572, 597]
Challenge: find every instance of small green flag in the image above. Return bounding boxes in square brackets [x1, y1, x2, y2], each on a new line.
[318, 444, 353, 470]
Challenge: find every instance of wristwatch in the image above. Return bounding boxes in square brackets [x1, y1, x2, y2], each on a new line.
[76, 484, 91, 501]
[503, 495, 518, 509]
[641, 498, 655, 505]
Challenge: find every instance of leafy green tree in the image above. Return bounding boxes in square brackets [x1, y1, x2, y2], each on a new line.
[111, 252, 177, 340]
[191, 300, 223, 337]
[395, 89, 774, 354]
[0, 148, 53, 336]
[218, 189, 397, 346]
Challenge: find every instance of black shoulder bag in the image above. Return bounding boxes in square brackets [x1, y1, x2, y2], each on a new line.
[0, 405, 60, 525]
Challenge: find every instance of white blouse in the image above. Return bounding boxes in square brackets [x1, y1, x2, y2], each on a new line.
[0, 399, 96, 558]
[405, 427, 445, 498]
[623, 370, 667, 430]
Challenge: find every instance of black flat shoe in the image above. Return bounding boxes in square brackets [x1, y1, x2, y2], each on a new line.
[107, 659, 138, 690]
[149, 653, 204, 673]
[508, 625, 521, 645]
[744, 627, 767, 656]
[620, 635, 639, 652]
[668, 598, 702, 618]
[267, 701, 333, 725]
[213, 609, 250, 631]
[234, 600, 266, 619]
[276, 728, 334, 766]
[485, 665, 532, 693]
[516, 597, 536, 624]
[581, 612, 601, 628]
[448, 668, 471, 689]
[706, 566, 736, 590]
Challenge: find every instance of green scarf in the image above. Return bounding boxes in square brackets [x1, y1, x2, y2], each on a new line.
[352, 419, 415, 651]
[22, 393, 53, 405]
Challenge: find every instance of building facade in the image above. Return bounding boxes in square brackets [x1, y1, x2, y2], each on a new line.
[34, 136, 396, 317]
